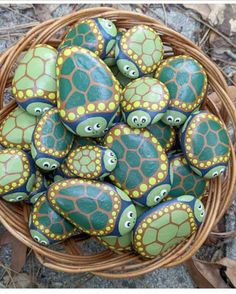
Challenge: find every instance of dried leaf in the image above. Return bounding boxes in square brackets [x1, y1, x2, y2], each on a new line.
[33, 4, 52, 22]
[3, 273, 32, 288]
[183, 4, 212, 21]
[208, 86, 236, 111]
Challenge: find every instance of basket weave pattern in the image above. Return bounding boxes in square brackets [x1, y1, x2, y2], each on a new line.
[0, 8, 236, 278]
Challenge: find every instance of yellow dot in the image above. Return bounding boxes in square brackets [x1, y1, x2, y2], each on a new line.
[18, 91, 23, 98]
[161, 164, 167, 171]
[142, 65, 146, 71]
[68, 113, 75, 121]
[164, 208, 169, 213]
[142, 223, 147, 228]
[60, 110, 66, 118]
[26, 89, 33, 97]
[12, 87, 16, 94]
[77, 107, 85, 115]
[114, 129, 121, 136]
[158, 173, 164, 180]
[151, 104, 158, 110]
[147, 218, 152, 224]
[98, 103, 105, 111]
[133, 101, 140, 108]
[19, 179, 25, 184]
[160, 101, 166, 107]
[112, 212, 116, 217]
[207, 161, 211, 166]
[160, 154, 166, 161]
[106, 136, 113, 144]
[157, 145, 162, 152]
[57, 57, 63, 65]
[23, 172, 28, 177]
[138, 229, 143, 234]
[37, 89, 44, 96]
[88, 104, 95, 111]
[64, 49, 72, 56]
[133, 191, 139, 198]
[193, 159, 198, 164]
[49, 93, 56, 100]
[136, 235, 141, 240]
[140, 184, 147, 192]
[149, 177, 156, 185]
[109, 102, 116, 110]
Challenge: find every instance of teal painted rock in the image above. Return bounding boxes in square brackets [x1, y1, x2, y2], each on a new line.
[27, 168, 48, 204]
[12, 44, 57, 116]
[180, 111, 230, 179]
[0, 148, 36, 202]
[59, 18, 117, 59]
[115, 25, 164, 79]
[0, 106, 38, 151]
[31, 108, 74, 171]
[104, 123, 172, 207]
[56, 46, 121, 137]
[147, 120, 176, 152]
[29, 194, 78, 245]
[121, 77, 169, 128]
[66, 145, 117, 180]
[47, 178, 137, 236]
[168, 154, 209, 199]
[133, 195, 205, 258]
[155, 55, 208, 127]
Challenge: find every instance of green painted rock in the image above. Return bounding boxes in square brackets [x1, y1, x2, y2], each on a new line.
[31, 108, 74, 171]
[180, 111, 230, 179]
[47, 178, 137, 236]
[59, 18, 117, 59]
[27, 168, 48, 204]
[12, 44, 57, 116]
[147, 120, 176, 152]
[168, 153, 209, 199]
[121, 77, 169, 128]
[133, 195, 205, 258]
[29, 194, 78, 245]
[115, 25, 164, 79]
[0, 148, 36, 202]
[155, 55, 208, 127]
[56, 46, 121, 137]
[0, 106, 38, 151]
[104, 123, 172, 207]
[66, 145, 117, 180]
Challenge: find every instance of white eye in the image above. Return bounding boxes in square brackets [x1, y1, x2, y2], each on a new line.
[85, 126, 93, 133]
[124, 65, 130, 72]
[167, 116, 174, 122]
[140, 116, 147, 124]
[94, 123, 101, 130]
[109, 151, 115, 157]
[127, 211, 134, 219]
[124, 221, 131, 228]
[106, 21, 113, 29]
[34, 108, 42, 114]
[34, 236, 40, 242]
[161, 190, 167, 197]
[200, 211, 205, 217]
[175, 118, 181, 123]
[132, 116, 138, 123]
[16, 195, 23, 201]
[51, 164, 58, 170]
[43, 162, 50, 169]
[41, 240, 47, 245]
[43, 107, 50, 113]
[220, 168, 225, 175]
[108, 158, 116, 165]
[129, 70, 136, 77]
[213, 171, 218, 177]
[198, 203, 203, 210]
[154, 195, 161, 202]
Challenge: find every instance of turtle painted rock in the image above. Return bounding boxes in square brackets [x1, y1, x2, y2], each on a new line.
[133, 195, 205, 258]
[47, 178, 137, 236]
[0, 148, 36, 202]
[121, 77, 169, 128]
[180, 111, 230, 179]
[12, 44, 57, 116]
[0, 106, 38, 151]
[104, 123, 173, 207]
[29, 194, 78, 245]
[155, 55, 208, 127]
[27, 168, 48, 204]
[31, 108, 74, 171]
[56, 46, 121, 137]
[168, 153, 209, 199]
[115, 25, 164, 79]
[147, 120, 176, 152]
[66, 145, 117, 180]
[59, 18, 117, 59]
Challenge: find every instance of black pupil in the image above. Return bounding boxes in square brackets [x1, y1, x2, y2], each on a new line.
[133, 118, 137, 122]
[88, 127, 92, 131]
[44, 163, 49, 167]
[142, 118, 146, 123]
[126, 66, 129, 70]
[36, 109, 40, 113]
[97, 124, 100, 128]
[127, 222, 130, 227]
[168, 117, 172, 121]
[129, 212, 133, 217]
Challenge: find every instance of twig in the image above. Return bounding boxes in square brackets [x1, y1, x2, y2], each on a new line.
[0, 4, 37, 22]
[199, 28, 210, 48]
[226, 50, 236, 61]
[0, 22, 39, 34]
[162, 4, 167, 26]
[212, 57, 236, 67]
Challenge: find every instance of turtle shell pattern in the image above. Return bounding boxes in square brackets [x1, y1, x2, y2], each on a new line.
[180, 111, 230, 178]
[31, 108, 74, 167]
[147, 120, 176, 152]
[0, 106, 38, 151]
[30, 194, 77, 245]
[56, 46, 121, 137]
[47, 178, 136, 236]
[155, 55, 207, 125]
[168, 154, 209, 199]
[0, 148, 36, 202]
[12, 44, 57, 115]
[27, 169, 48, 204]
[133, 195, 205, 258]
[116, 25, 164, 77]
[59, 18, 117, 59]
[104, 123, 171, 206]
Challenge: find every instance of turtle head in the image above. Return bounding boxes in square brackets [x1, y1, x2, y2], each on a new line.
[126, 110, 151, 128]
[26, 102, 53, 117]
[76, 117, 108, 137]
[35, 157, 60, 171]
[117, 59, 139, 79]
[30, 229, 50, 246]
[204, 165, 226, 179]
[161, 110, 187, 127]
[146, 184, 171, 207]
[98, 18, 117, 38]
[118, 204, 137, 235]
[193, 199, 205, 225]
[2, 192, 28, 202]
[103, 148, 117, 172]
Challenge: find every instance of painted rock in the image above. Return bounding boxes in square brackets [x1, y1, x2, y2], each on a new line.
[47, 178, 137, 236]
[147, 120, 176, 152]
[168, 154, 209, 199]
[29, 194, 78, 245]
[66, 145, 117, 180]
[180, 111, 230, 179]
[121, 77, 169, 128]
[104, 123, 172, 207]
[0, 148, 36, 202]
[0, 106, 38, 151]
[12, 44, 57, 116]
[155, 55, 207, 127]
[59, 18, 117, 59]
[27, 168, 48, 204]
[56, 46, 121, 137]
[31, 108, 74, 171]
[115, 25, 164, 79]
[133, 195, 205, 258]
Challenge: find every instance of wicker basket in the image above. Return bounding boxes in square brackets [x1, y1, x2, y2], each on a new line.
[0, 7, 236, 278]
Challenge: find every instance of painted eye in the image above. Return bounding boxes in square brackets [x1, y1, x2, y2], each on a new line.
[161, 190, 167, 197]
[34, 236, 40, 242]
[213, 171, 219, 177]
[198, 203, 203, 210]
[220, 168, 225, 175]
[34, 108, 42, 114]
[16, 195, 23, 201]
[167, 116, 174, 122]
[127, 211, 134, 219]
[94, 123, 101, 130]
[124, 221, 131, 228]
[200, 211, 205, 217]
[109, 151, 115, 157]
[85, 126, 92, 133]
[175, 118, 181, 123]
[124, 65, 130, 72]
[103, 127, 109, 133]
[154, 195, 161, 202]
[43, 162, 50, 168]
[129, 70, 136, 77]
[140, 116, 147, 124]
[108, 158, 115, 165]
[51, 164, 58, 170]
[106, 21, 113, 29]
[132, 116, 138, 123]
[40, 240, 47, 245]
